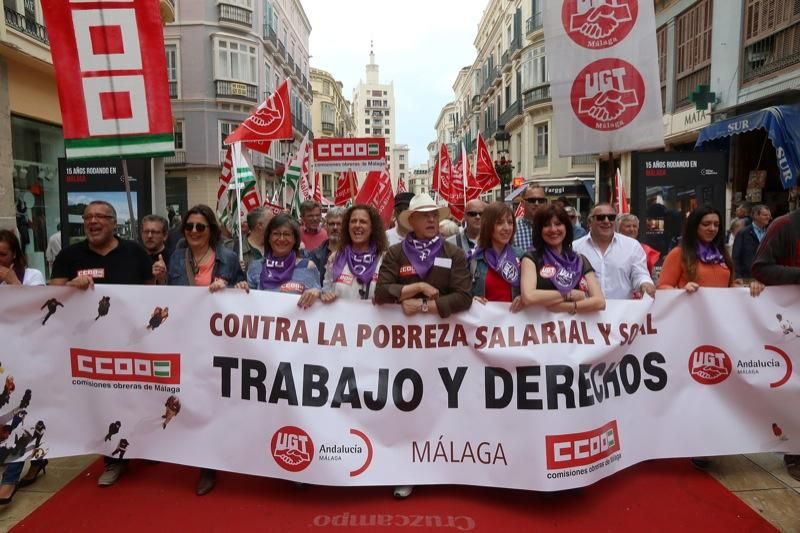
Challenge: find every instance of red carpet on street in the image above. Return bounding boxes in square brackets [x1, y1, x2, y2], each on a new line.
[13, 458, 774, 532]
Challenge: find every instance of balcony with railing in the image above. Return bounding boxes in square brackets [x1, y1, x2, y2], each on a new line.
[498, 100, 521, 128]
[169, 81, 177, 99]
[511, 35, 521, 53]
[322, 121, 335, 134]
[165, 150, 186, 166]
[526, 13, 543, 37]
[294, 64, 302, 80]
[218, 3, 252, 28]
[471, 94, 481, 109]
[287, 54, 295, 71]
[264, 26, 277, 50]
[277, 40, 286, 62]
[522, 84, 551, 108]
[501, 50, 511, 72]
[742, 24, 800, 84]
[534, 154, 548, 168]
[482, 67, 497, 93]
[215, 80, 258, 102]
[484, 119, 498, 139]
[4, 7, 49, 44]
[571, 154, 595, 167]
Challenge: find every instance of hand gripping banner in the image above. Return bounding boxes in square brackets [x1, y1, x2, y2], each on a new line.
[0, 286, 797, 491]
[42, 0, 175, 159]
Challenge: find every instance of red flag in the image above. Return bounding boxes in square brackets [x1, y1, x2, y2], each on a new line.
[225, 79, 293, 151]
[335, 171, 358, 206]
[612, 168, 629, 214]
[471, 133, 501, 197]
[355, 167, 393, 227]
[313, 172, 322, 203]
[514, 201, 525, 219]
[449, 151, 466, 221]
[435, 144, 452, 199]
[263, 200, 283, 216]
[397, 175, 407, 193]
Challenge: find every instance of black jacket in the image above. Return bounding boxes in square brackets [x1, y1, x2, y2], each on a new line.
[732, 224, 763, 279]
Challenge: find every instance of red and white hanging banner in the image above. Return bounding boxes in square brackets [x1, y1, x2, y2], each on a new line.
[543, 0, 664, 156]
[355, 167, 393, 227]
[313, 138, 386, 172]
[41, 0, 175, 159]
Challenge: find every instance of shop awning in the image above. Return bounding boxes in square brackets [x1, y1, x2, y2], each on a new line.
[695, 105, 800, 189]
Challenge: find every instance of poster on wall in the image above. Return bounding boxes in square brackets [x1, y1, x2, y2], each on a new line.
[58, 158, 152, 246]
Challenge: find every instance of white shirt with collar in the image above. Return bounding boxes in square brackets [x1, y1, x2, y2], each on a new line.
[573, 232, 653, 299]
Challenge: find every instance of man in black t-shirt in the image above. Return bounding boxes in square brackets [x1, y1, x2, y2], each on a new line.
[50, 200, 153, 488]
[51, 201, 153, 287]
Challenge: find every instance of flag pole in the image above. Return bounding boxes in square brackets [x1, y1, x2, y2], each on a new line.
[233, 143, 244, 261]
[348, 168, 356, 204]
[121, 159, 137, 241]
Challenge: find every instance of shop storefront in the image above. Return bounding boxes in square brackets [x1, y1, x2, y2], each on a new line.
[11, 115, 64, 277]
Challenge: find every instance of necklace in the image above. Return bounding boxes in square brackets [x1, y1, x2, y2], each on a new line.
[191, 246, 211, 275]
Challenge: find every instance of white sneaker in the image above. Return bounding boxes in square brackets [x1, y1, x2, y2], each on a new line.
[393, 485, 413, 499]
[97, 462, 126, 486]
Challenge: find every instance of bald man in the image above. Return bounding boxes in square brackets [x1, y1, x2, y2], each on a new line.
[448, 199, 486, 254]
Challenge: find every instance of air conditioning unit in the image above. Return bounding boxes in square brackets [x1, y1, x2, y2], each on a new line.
[747, 48, 769, 64]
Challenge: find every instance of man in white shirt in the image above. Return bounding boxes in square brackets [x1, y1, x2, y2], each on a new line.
[573, 203, 655, 299]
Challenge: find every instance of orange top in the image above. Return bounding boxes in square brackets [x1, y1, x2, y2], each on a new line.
[194, 251, 216, 286]
[657, 246, 732, 288]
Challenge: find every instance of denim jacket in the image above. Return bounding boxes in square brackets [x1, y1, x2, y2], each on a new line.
[167, 242, 245, 287]
[470, 246, 523, 299]
[246, 254, 321, 293]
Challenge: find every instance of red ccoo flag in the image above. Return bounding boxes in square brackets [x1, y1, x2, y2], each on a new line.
[225, 79, 293, 153]
[335, 171, 358, 206]
[313, 172, 322, 203]
[355, 167, 393, 227]
[433, 144, 452, 197]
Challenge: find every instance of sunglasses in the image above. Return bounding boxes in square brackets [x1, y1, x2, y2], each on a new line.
[466, 211, 483, 217]
[524, 197, 548, 204]
[184, 222, 208, 232]
[593, 214, 617, 222]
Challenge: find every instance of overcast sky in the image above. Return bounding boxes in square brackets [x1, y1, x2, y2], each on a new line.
[305, 0, 488, 167]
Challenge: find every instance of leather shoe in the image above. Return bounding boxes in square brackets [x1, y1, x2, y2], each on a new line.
[196, 468, 216, 496]
[393, 485, 413, 499]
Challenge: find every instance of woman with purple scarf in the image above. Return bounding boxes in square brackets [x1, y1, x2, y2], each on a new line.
[468, 202, 524, 312]
[321, 204, 388, 302]
[237, 214, 321, 307]
[520, 205, 605, 313]
[0, 229, 44, 287]
[657, 205, 764, 296]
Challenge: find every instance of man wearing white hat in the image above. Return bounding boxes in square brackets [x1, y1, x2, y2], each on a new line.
[374, 192, 473, 499]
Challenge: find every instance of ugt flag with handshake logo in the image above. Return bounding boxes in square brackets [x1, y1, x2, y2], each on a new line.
[543, 0, 664, 156]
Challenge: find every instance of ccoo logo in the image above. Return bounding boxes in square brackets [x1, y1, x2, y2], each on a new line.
[689, 345, 732, 385]
[571, 58, 645, 131]
[271, 426, 314, 472]
[562, 0, 638, 49]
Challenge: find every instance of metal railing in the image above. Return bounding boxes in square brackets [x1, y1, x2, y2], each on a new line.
[522, 84, 551, 108]
[4, 7, 48, 44]
[215, 80, 258, 102]
[287, 54, 295, 71]
[498, 100, 521, 128]
[484, 119, 498, 139]
[168, 81, 178, 99]
[472, 94, 481, 108]
[165, 150, 186, 166]
[534, 154, 548, 168]
[571, 154, 595, 167]
[742, 24, 800, 84]
[218, 3, 252, 27]
[511, 35, 521, 53]
[322, 121, 335, 133]
[501, 51, 510, 70]
[264, 26, 277, 48]
[526, 13, 543, 37]
[277, 41, 286, 60]
[295, 64, 301, 79]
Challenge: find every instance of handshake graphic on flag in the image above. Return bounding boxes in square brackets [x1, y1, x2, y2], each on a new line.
[569, 0, 633, 40]
[578, 88, 639, 122]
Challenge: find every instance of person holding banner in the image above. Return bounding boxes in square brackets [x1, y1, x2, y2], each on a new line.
[520, 205, 605, 314]
[657, 206, 763, 297]
[321, 204, 388, 302]
[468, 202, 524, 312]
[237, 214, 321, 308]
[165, 204, 245, 496]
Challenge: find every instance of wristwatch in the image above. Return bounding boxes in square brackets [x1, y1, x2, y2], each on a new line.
[421, 298, 429, 313]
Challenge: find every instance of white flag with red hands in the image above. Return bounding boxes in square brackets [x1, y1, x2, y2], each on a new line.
[225, 79, 293, 153]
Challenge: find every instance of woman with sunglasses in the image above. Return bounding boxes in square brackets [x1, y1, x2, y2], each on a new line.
[520, 205, 605, 313]
[321, 204, 388, 302]
[166, 204, 244, 496]
[469, 202, 524, 312]
[657, 205, 763, 296]
[235, 214, 321, 308]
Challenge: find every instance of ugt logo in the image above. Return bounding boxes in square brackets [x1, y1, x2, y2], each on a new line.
[689, 345, 732, 385]
[562, 0, 638, 49]
[571, 58, 645, 131]
[271, 426, 314, 472]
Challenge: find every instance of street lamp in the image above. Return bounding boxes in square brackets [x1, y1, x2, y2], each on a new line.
[494, 129, 513, 200]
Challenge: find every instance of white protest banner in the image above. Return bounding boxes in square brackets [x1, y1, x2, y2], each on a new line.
[0, 286, 797, 491]
[544, 0, 664, 155]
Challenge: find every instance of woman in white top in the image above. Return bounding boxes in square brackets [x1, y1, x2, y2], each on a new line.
[0, 229, 44, 286]
[321, 204, 388, 302]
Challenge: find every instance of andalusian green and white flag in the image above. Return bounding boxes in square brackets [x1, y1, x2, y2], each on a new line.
[216, 143, 261, 233]
[281, 133, 311, 217]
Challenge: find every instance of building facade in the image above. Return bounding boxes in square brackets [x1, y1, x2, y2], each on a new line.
[352, 47, 405, 188]
[310, 66, 355, 200]
[0, 0, 175, 275]
[409, 164, 430, 196]
[163, 0, 313, 214]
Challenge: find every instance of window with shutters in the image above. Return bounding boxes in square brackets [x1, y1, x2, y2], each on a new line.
[674, 0, 712, 108]
[742, 0, 800, 83]
[656, 25, 667, 111]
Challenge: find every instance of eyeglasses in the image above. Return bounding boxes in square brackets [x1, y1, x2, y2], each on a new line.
[466, 211, 483, 218]
[184, 222, 208, 232]
[524, 197, 548, 205]
[592, 214, 617, 222]
[82, 214, 115, 221]
[142, 230, 164, 235]
[271, 231, 294, 239]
